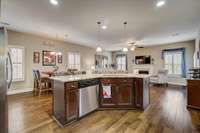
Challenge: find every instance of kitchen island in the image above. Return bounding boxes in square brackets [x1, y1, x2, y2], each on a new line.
[50, 74, 150, 127]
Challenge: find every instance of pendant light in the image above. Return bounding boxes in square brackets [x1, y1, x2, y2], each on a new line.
[122, 48, 128, 52]
[130, 45, 136, 51]
[130, 42, 136, 51]
[96, 21, 102, 52]
[122, 21, 128, 52]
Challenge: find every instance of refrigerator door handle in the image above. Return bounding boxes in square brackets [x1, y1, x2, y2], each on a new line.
[7, 52, 13, 89]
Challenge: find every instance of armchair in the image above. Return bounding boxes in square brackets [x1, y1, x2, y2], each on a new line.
[150, 69, 168, 86]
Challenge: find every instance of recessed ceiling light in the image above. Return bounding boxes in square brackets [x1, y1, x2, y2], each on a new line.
[50, 0, 58, 5]
[101, 25, 107, 30]
[156, 0, 166, 7]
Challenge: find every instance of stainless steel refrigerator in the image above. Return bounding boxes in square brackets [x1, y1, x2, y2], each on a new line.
[0, 27, 13, 133]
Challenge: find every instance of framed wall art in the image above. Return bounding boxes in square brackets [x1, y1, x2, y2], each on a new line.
[42, 50, 56, 66]
[33, 52, 40, 63]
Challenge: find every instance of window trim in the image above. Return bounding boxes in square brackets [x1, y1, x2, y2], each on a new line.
[163, 51, 182, 77]
[8, 45, 25, 82]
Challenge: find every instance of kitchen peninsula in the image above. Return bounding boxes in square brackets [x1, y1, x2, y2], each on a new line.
[50, 74, 150, 127]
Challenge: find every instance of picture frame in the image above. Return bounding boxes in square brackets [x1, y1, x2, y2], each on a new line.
[42, 50, 56, 66]
[33, 52, 40, 63]
[58, 55, 62, 63]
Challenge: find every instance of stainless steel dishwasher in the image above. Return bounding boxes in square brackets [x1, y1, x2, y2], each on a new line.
[78, 79, 99, 117]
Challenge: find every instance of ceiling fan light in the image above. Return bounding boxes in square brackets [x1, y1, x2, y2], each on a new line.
[96, 47, 102, 52]
[130, 47, 136, 51]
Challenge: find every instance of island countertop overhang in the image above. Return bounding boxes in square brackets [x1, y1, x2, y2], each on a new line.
[49, 74, 150, 82]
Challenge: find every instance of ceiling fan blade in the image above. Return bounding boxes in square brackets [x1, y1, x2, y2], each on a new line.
[136, 46, 144, 48]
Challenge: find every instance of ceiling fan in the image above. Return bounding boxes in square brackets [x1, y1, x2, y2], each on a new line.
[128, 41, 144, 51]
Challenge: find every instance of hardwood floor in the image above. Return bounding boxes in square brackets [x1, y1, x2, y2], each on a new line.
[8, 85, 200, 133]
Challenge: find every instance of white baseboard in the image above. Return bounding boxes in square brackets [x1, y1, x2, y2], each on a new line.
[167, 77, 186, 86]
[168, 82, 186, 86]
[7, 88, 33, 95]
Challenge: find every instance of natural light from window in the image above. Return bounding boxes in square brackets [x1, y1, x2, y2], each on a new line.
[164, 52, 182, 75]
[116, 55, 127, 71]
[68, 52, 80, 70]
[9, 46, 25, 81]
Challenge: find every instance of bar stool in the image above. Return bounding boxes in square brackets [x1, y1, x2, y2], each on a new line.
[33, 70, 51, 96]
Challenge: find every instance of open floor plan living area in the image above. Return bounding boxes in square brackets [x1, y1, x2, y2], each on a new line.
[1, 0, 200, 133]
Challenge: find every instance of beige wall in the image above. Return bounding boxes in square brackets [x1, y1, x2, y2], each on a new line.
[127, 41, 195, 74]
[113, 41, 195, 85]
[8, 29, 195, 90]
[7, 30, 96, 90]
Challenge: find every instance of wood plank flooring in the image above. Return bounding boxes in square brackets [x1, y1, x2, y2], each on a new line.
[8, 85, 200, 133]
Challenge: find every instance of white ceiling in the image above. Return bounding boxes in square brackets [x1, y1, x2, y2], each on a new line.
[1, 0, 200, 51]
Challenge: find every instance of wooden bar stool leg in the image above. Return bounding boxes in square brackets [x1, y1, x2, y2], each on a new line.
[39, 82, 42, 96]
[46, 81, 49, 94]
[33, 80, 37, 96]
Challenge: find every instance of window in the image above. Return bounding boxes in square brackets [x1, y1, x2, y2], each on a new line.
[68, 52, 80, 70]
[102, 56, 108, 68]
[116, 55, 127, 71]
[164, 51, 182, 75]
[9, 46, 25, 81]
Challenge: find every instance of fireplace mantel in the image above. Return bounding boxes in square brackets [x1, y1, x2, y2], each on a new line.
[132, 65, 154, 75]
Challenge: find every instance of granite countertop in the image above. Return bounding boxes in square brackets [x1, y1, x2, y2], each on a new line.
[49, 74, 150, 82]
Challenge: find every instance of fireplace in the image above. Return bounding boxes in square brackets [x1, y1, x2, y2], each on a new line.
[133, 67, 153, 75]
[138, 70, 149, 75]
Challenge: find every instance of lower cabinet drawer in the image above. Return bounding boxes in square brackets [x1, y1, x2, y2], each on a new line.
[115, 78, 133, 84]
[101, 79, 112, 84]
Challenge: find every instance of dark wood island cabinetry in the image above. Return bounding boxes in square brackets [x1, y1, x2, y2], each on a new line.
[187, 79, 200, 110]
[99, 78, 149, 109]
[51, 75, 150, 126]
[99, 78, 134, 108]
[52, 81, 79, 126]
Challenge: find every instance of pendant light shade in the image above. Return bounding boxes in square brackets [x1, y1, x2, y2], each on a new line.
[122, 47, 128, 52]
[96, 46, 102, 52]
[122, 21, 128, 52]
[96, 21, 102, 52]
